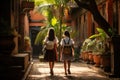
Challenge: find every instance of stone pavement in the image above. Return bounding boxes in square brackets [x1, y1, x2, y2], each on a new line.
[26, 59, 120, 80]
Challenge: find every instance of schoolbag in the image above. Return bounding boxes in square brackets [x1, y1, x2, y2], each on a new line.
[63, 39, 72, 54]
[46, 40, 54, 50]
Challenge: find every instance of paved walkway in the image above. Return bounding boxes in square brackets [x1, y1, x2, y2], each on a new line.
[26, 59, 120, 80]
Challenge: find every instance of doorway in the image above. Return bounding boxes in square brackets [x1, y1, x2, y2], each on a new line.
[29, 26, 42, 58]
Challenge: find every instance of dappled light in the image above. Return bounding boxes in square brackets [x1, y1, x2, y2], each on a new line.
[26, 61, 110, 80]
[1, 0, 120, 80]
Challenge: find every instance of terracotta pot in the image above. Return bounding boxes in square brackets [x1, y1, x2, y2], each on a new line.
[80, 52, 84, 59]
[93, 55, 101, 67]
[88, 53, 94, 63]
[81, 52, 86, 60]
[84, 52, 89, 61]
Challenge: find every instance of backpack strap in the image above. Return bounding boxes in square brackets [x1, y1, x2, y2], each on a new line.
[63, 38, 70, 45]
[63, 39, 66, 44]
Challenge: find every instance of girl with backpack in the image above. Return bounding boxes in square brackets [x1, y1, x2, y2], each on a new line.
[60, 30, 74, 75]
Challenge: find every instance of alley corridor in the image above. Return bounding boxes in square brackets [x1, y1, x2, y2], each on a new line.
[25, 58, 115, 80]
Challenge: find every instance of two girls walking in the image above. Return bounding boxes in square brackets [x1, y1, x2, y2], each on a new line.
[43, 28, 74, 76]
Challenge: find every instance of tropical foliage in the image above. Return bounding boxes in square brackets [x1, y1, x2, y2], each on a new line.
[34, 0, 75, 45]
[81, 27, 108, 55]
[89, 27, 109, 40]
[89, 28, 109, 54]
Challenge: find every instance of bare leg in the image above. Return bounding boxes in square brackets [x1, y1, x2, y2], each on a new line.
[52, 62, 54, 69]
[64, 60, 67, 75]
[52, 61, 54, 75]
[68, 60, 71, 74]
[49, 62, 54, 75]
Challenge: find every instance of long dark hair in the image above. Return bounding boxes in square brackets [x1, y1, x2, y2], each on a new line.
[64, 30, 70, 38]
[48, 28, 55, 41]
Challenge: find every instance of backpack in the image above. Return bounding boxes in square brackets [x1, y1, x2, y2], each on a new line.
[46, 40, 54, 50]
[63, 39, 72, 54]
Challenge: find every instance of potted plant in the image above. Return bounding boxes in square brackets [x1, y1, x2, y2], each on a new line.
[89, 27, 111, 67]
[80, 38, 92, 62]
[92, 37, 104, 67]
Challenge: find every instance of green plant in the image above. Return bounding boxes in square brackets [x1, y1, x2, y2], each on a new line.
[81, 38, 92, 52]
[89, 27, 108, 40]
[88, 28, 109, 55]
[81, 28, 109, 55]
[34, 0, 76, 45]
[93, 37, 105, 55]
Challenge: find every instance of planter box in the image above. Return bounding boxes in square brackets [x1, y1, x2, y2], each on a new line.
[12, 53, 29, 71]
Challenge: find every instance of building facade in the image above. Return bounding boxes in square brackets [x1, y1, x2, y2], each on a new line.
[70, 0, 120, 76]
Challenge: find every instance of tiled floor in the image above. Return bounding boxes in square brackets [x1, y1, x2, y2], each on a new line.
[26, 59, 114, 80]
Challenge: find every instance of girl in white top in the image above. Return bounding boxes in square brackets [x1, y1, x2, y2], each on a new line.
[43, 28, 58, 76]
[60, 30, 74, 75]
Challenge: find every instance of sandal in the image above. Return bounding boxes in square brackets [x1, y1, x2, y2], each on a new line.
[50, 69, 54, 76]
[68, 69, 71, 74]
[65, 72, 67, 75]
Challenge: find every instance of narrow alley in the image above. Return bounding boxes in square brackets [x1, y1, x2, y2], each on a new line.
[26, 58, 114, 80]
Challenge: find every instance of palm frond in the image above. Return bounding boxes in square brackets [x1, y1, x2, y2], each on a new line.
[89, 34, 100, 39]
[34, 26, 50, 45]
[89, 27, 108, 39]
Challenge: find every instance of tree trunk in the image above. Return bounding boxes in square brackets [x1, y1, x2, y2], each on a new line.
[74, 0, 113, 37]
[91, 10, 112, 37]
